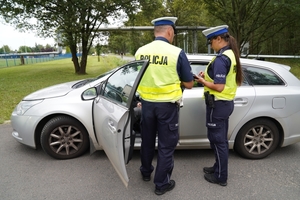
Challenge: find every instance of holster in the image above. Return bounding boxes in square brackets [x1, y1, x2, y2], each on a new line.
[204, 91, 215, 108]
[176, 98, 183, 108]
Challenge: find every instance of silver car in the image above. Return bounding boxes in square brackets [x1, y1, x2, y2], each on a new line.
[11, 55, 300, 185]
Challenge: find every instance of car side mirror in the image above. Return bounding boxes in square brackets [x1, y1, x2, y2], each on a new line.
[81, 87, 97, 100]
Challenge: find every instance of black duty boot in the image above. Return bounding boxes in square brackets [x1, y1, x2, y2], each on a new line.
[155, 180, 176, 195]
[203, 166, 214, 174]
[204, 174, 227, 186]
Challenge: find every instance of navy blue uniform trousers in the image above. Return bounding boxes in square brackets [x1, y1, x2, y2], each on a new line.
[206, 100, 234, 182]
[140, 99, 179, 189]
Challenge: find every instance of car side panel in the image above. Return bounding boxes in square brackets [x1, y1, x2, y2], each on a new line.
[179, 85, 256, 148]
[179, 87, 207, 147]
[230, 85, 300, 146]
[93, 96, 130, 187]
[228, 86, 256, 139]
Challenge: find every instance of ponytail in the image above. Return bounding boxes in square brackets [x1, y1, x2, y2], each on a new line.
[221, 33, 243, 86]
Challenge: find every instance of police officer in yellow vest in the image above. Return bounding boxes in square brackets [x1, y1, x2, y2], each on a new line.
[135, 16, 194, 195]
[194, 25, 243, 186]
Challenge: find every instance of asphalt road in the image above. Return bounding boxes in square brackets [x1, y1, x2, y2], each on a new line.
[1, 122, 299, 200]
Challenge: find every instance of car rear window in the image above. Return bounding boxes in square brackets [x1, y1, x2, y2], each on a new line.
[190, 62, 285, 86]
[243, 66, 285, 86]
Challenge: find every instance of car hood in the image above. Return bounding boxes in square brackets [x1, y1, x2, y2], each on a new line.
[22, 68, 115, 101]
[23, 80, 81, 100]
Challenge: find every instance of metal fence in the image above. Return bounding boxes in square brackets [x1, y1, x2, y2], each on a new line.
[0, 53, 76, 68]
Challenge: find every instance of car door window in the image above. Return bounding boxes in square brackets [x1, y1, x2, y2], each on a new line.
[190, 63, 207, 88]
[191, 62, 253, 87]
[101, 62, 142, 106]
[243, 66, 285, 85]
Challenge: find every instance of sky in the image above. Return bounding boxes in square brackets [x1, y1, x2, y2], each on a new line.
[0, 22, 55, 51]
[0, 14, 127, 51]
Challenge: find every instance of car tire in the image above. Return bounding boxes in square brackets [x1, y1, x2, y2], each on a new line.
[40, 116, 89, 159]
[234, 119, 279, 159]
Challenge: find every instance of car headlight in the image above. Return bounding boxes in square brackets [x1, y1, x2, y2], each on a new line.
[15, 100, 43, 115]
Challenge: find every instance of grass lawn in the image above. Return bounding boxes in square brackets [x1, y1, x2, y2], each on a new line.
[0, 56, 299, 124]
[0, 55, 128, 123]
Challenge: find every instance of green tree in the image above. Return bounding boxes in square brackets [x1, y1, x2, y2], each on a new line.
[124, 0, 209, 54]
[262, 0, 300, 55]
[44, 44, 56, 52]
[65, 46, 71, 54]
[124, 0, 166, 54]
[33, 44, 45, 52]
[18, 46, 32, 53]
[0, 0, 141, 74]
[0, 45, 11, 54]
[165, 0, 208, 53]
[108, 31, 131, 55]
[203, 0, 300, 55]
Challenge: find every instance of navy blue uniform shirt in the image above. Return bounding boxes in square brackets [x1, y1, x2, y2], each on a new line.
[207, 46, 231, 84]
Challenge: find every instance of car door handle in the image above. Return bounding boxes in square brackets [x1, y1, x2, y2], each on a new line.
[234, 98, 248, 105]
[108, 120, 117, 133]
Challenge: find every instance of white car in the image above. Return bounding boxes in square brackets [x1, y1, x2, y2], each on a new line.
[11, 55, 300, 186]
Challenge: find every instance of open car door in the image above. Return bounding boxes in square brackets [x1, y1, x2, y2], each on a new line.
[93, 60, 149, 187]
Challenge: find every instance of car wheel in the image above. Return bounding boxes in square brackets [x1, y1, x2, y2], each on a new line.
[40, 116, 89, 159]
[234, 119, 279, 159]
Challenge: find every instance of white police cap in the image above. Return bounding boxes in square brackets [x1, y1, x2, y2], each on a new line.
[202, 25, 229, 39]
[151, 17, 178, 26]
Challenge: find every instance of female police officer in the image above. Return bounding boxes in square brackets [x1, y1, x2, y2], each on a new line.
[194, 25, 243, 186]
[135, 17, 194, 195]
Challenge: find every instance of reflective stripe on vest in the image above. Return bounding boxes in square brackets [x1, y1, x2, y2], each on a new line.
[204, 49, 237, 100]
[135, 40, 182, 102]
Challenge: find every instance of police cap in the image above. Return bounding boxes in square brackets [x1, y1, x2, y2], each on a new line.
[202, 25, 229, 39]
[151, 17, 178, 34]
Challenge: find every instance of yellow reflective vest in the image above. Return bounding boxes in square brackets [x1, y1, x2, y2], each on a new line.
[204, 49, 237, 100]
[135, 40, 182, 102]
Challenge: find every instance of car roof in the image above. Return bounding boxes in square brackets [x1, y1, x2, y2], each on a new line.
[187, 54, 291, 71]
[187, 54, 300, 86]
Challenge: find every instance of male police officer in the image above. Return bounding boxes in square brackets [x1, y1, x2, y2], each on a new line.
[135, 17, 194, 195]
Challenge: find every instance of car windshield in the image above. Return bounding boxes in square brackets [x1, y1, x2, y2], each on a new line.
[72, 68, 118, 89]
[96, 68, 119, 79]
